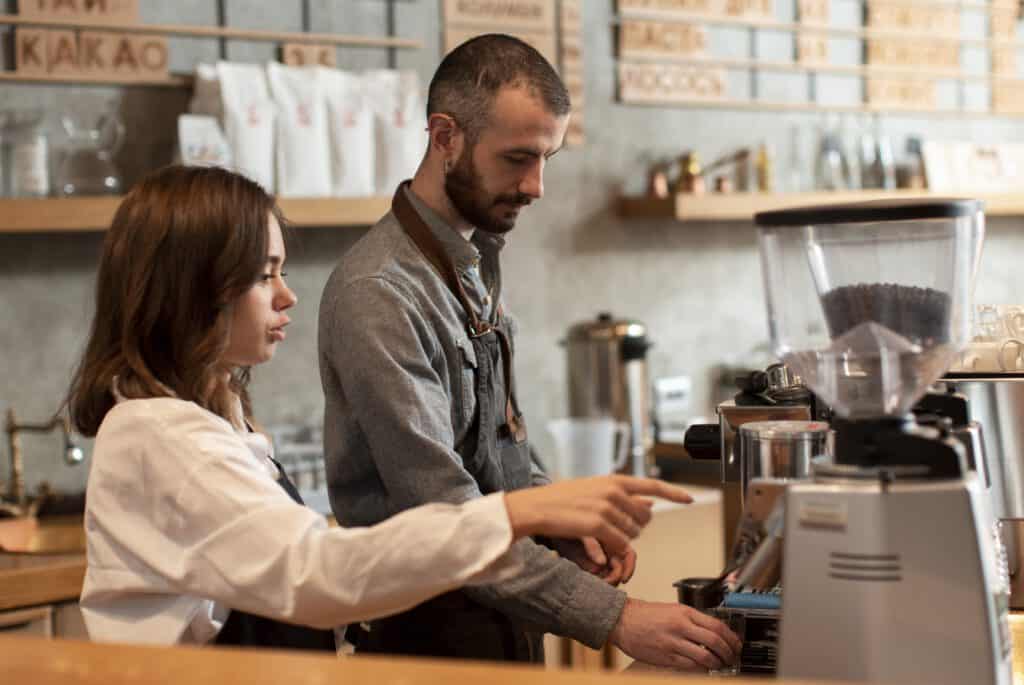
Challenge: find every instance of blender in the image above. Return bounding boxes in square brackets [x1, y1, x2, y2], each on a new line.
[755, 198, 1011, 684]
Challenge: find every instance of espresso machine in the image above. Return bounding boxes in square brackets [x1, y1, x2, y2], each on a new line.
[754, 198, 1011, 684]
[678, 368, 832, 675]
[684, 362, 830, 554]
[944, 354, 1024, 610]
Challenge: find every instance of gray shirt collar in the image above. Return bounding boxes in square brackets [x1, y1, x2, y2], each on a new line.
[403, 185, 505, 271]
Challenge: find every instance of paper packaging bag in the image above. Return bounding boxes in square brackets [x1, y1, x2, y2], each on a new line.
[189, 63, 223, 119]
[319, 67, 375, 198]
[267, 62, 331, 198]
[363, 69, 428, 194]
[217, 61, 276, 193]
[178, 115, 233, 169]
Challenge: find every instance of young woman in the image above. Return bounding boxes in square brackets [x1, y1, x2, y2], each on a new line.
[68, 165, 692, 651]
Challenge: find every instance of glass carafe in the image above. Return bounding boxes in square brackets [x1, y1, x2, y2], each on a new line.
[56, 94, 124, 196]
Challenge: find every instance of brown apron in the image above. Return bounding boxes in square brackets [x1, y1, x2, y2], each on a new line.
[349, 182, 543, 663]
[215, 456, 336, 652]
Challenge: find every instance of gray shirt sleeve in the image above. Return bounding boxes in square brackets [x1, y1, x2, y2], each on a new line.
[325, 277, 626, 648]
[529, 445, 553, 487]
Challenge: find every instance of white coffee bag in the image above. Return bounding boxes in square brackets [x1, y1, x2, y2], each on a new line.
[319, 67, 375, 197]
[266, 62, 331, 198]
[363, 69, 428, 194]
[178, 115, 233, 169]
[217, 61, 276, 192]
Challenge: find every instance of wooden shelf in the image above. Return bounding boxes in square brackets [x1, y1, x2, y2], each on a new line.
[0, 196, 392, 233]
[615, 11, 989, 46]
[0, 71, 192, 87]
[617, 97, 1004, 118]
[618, 190, 1024, 223]
[619, 54, 986, 82]
[0, 14, 421, 49]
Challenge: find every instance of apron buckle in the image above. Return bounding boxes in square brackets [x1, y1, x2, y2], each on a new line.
[469, 321, 493, 338]
[507, 415, 528, 444]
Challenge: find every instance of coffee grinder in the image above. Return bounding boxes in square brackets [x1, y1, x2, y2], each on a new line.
[755, 199, 1011, 684]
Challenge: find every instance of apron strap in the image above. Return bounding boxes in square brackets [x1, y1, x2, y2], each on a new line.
[392, 182, 525, 442]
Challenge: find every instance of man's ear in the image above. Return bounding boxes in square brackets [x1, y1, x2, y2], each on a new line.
[427, 113, 464, 160]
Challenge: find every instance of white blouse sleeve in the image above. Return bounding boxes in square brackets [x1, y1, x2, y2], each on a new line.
[93, 401, 521, 630]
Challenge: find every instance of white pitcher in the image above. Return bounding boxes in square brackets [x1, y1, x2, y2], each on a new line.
[546, 417, 630, 480]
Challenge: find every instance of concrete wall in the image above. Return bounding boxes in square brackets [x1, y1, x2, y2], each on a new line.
[2, 0, 1024, 494]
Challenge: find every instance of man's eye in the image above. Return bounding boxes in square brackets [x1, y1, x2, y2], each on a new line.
[505, 155, 529, 165]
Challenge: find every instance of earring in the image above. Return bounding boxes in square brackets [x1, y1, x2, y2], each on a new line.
[443, 159, 451, 174]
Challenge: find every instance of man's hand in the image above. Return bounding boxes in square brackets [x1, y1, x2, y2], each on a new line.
[547, 536, 636, 585]
[552, 537, 638, 586]
[608, 598, 742, 671]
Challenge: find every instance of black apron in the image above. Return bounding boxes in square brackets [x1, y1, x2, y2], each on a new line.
[214, 456, 336, 652]
[349, 182, 542, 663]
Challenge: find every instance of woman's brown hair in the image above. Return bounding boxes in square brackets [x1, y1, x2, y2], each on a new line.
[68, 165, 283, 436]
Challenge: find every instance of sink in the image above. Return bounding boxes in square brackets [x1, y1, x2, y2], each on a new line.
[0, 515, 85, 554]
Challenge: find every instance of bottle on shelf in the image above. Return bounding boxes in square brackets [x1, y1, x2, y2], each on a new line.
[3, 109, 51, 198]
[755, 141, 774, 193]
[815, 114, 851, 192]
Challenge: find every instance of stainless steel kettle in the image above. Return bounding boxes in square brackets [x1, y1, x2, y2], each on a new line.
[564, 313, 653, 477]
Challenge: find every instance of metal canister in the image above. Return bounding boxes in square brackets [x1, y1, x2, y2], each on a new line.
[737, 421, 832, 495]
[564, 313, 652, 477]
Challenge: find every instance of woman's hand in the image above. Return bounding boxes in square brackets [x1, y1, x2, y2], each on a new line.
[503, 476, 693, 558]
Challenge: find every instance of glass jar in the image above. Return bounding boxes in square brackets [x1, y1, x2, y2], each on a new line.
[3, 109, 51, 198]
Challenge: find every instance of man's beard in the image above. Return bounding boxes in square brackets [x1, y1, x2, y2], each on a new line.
[444, 148, 531, 235]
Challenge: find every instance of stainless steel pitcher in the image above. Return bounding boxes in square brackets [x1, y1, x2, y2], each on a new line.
[564, 313, 652, 478]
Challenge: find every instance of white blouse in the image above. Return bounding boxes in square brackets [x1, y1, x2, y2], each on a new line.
[80, 396, 521, 646]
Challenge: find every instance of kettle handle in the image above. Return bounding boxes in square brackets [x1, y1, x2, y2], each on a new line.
[613, 422, 631, 471]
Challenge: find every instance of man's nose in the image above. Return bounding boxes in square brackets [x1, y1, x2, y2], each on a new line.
[519, 160, 544, 200]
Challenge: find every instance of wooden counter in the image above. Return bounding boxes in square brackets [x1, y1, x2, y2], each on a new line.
[0, 635, 809, 685]
[4, 621, 1024, 685]
[0, 552, 85, 611]
[0, 580, 1023, 683]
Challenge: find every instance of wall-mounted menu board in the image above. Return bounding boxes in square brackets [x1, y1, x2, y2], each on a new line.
[442, 0, 586, 145]
[615, 0, 1024, 118]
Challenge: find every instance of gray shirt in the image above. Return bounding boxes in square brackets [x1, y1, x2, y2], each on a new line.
[318, 187, 627, 648]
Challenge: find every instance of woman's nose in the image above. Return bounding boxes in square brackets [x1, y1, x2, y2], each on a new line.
[275, 281, 297, 310]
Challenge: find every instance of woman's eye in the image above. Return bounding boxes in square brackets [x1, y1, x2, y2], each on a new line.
[260, 271, 287, 282]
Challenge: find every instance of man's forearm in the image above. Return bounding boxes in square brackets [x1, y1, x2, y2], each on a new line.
[462, 536, 627, 648]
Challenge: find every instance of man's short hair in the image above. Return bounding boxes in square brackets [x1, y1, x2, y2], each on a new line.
[427, 33, 571, 142]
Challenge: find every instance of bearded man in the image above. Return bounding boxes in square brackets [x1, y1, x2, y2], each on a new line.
[317, 34, 739, 670]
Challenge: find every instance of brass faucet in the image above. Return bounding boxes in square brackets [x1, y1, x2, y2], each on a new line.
[2, 408, 84, 518]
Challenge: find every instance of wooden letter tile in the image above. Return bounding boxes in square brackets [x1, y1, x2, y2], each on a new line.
[15, 28, 48, 76]
[46, 29, 79, 77]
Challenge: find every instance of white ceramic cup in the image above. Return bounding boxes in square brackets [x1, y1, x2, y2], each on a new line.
[959, 341, 1002, 372]
[546, 417, 630, 480]
[999, 338, 1024, 372]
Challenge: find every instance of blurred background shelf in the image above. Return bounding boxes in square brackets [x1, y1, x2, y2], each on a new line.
[1, 196, 392, 233]
[617, 190, 1024, 223]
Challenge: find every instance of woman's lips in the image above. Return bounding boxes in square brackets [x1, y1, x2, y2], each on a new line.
[269, 327, 287, 342]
